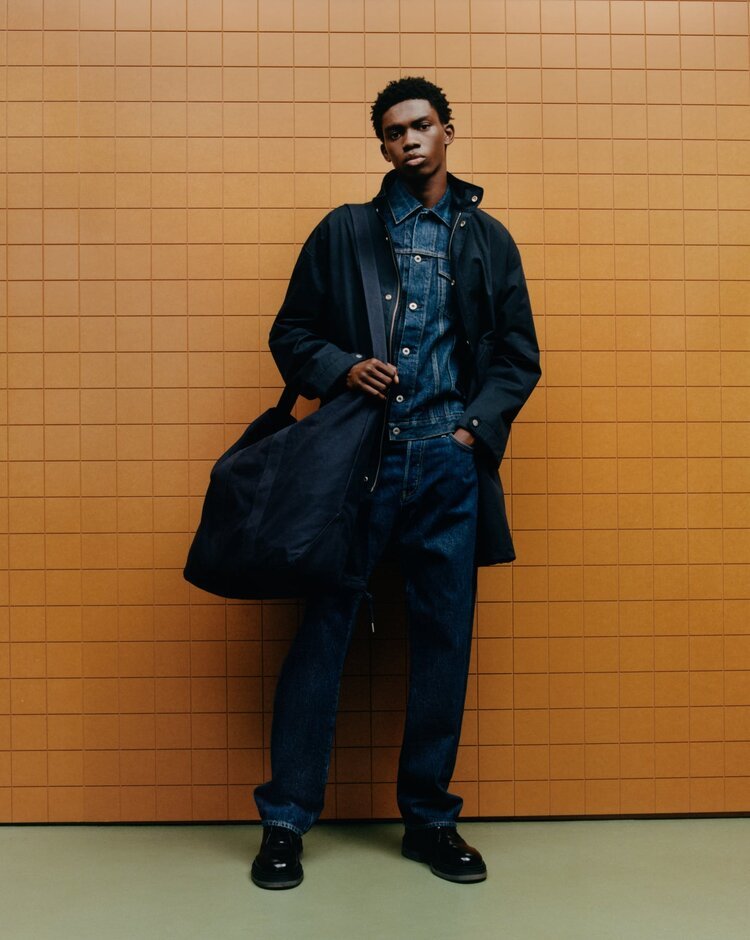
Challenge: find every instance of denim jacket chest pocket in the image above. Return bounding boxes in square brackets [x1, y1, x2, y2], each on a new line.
[436, 257, 456, 311]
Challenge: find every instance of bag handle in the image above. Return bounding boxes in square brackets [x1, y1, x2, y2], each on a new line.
[275, 203, 388, 414]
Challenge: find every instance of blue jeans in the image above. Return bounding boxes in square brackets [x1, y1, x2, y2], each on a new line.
[253, 433, 479, 834]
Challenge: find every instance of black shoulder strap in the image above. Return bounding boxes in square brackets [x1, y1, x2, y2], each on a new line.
[348, 203, 388, 363]
[276, 203, 387, 415]
[276, 383, 298, 414]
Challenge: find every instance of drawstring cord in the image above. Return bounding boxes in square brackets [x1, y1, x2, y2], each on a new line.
[362, 589, 375, 633]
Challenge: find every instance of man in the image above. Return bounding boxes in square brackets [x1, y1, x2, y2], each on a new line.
[251, 77, 540, 889]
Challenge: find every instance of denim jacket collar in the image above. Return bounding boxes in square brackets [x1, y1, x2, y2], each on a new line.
[386, 174, 452, 227]
[374, 168, 484, 216]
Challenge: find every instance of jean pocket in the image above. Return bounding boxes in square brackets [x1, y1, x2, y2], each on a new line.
[437, 258, 453, 282]
[448, 433, 476, 454]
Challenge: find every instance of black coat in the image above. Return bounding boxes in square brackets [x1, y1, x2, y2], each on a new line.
[268, 170, 541, 566]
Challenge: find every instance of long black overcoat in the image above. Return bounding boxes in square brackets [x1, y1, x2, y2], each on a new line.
[268, 169, 541, 566]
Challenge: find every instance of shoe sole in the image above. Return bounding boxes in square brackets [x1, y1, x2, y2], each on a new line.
[250, 866, 304, 890]
[401, 847, 487, 883]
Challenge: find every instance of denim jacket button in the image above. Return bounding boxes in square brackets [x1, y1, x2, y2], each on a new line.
[385, 293, 392, 300]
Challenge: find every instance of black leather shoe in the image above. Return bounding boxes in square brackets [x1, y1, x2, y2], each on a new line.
[402, 826, 487, 883]
[251, 825, 304, 889]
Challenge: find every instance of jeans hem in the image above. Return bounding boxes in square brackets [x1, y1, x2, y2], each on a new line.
[403, 821, 458, 831]
[261, 819, 306, 837]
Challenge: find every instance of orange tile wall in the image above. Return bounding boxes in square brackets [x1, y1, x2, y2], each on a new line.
[1, 0, 749, 822]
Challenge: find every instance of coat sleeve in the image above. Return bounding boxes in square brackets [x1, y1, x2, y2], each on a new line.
[456, 231, 541, 462]
[268, 219, 362, 401]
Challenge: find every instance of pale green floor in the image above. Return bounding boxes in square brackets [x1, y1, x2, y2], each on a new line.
[2, 819, 748, 940]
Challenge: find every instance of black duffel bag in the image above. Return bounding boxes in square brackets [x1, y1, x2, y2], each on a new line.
[183, 204, 387, 599]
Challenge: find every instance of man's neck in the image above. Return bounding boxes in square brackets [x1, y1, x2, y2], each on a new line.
[397, 169, 449, 209]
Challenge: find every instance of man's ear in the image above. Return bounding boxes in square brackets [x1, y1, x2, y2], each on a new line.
[380, 142, 391, 162]
[444, 123, 455, 146]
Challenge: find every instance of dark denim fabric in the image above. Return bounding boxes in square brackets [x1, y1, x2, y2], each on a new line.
[384, 177, 466, 442]
[253, 434, 479, 834]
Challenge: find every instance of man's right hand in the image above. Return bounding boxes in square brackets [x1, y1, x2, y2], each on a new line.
[346, 358, 399, 400]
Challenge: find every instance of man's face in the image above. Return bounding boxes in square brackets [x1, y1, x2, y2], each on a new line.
[379, 98, 454, 179]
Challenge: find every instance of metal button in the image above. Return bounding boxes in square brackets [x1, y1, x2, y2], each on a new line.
[402, 347, 410, 355]
[408, 301, 417, 310]
[460, 220, 466, 227]
[471, 418, 479, 427]
[471, 195, 478, 202]
[355, 353, 363, 359]
[393, 427, 401, 435]
[414, 255, 422, 263]
[385, 293, 392, 300]
[451, 279, 456, 286]
[396, 394, 404, 403]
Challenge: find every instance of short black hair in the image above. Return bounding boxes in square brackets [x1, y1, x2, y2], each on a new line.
[370, 76, 453, 141]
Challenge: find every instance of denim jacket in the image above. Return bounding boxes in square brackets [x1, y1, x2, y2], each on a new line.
[384, 176, 467, 441]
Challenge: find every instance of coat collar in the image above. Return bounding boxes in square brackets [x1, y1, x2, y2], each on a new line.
[373, 168, 484, 216]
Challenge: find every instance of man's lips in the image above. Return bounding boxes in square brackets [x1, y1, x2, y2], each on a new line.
[403, 154, 425, 165]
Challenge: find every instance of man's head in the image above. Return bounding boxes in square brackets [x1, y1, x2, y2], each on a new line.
[371, 76, 454, 182]
[370, 76, 453, 142]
